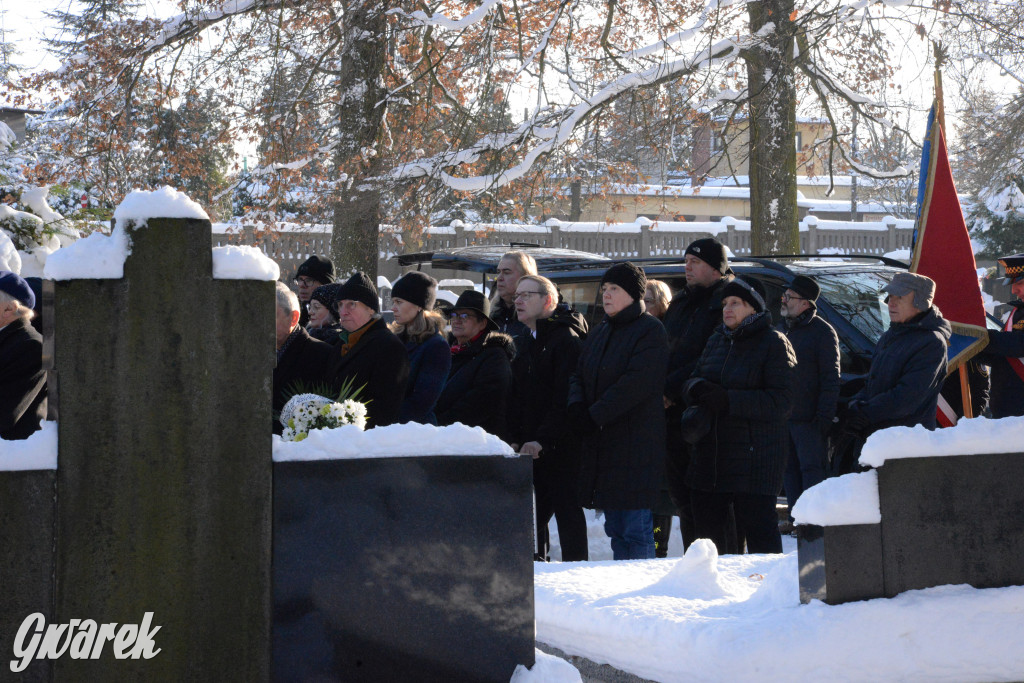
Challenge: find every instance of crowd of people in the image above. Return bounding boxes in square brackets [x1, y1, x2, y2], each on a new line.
[2, 245, 1023, 562]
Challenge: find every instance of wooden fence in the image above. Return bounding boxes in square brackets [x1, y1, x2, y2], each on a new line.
[211, 215, 915, 283]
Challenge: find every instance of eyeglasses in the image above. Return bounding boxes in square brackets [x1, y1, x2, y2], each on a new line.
[514, 291, 543, 301]
[449, 311, 477, 321]
[781, 293, 805, 302]
[294, 277, 317, 287]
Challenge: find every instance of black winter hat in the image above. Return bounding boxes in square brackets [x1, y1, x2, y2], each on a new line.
[310, 283, 342, 321]
[335, 272, 379, 313]
[600, 262, 647, 303]
[787, 275, 820, 302]
[721, 276, 767, 313]
[684, 238, 728, 274]
[294, 255, 336, 284]
[451, 290, 498, 331]
[0, 270, 35, 309]
[392, 271, 437, 310]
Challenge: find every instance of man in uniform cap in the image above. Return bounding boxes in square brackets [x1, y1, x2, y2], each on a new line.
[845, 272, 951, 435]
[0, 271, 47, 440]
[977, 254, 1024, 418]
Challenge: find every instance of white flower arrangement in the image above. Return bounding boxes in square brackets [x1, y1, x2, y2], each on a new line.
[280, 392, 368, 442]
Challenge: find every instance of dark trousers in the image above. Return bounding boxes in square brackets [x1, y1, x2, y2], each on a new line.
[535, 461, 588, 562]
[690, 490, 782, 554]
[665, 446, 697, 551]
[783, 421, 827, 515]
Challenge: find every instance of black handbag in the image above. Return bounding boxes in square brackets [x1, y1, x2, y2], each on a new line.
[679, 404, 713, 444]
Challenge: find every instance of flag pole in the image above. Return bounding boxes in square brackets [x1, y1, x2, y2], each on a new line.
[933, 45, 974, 419]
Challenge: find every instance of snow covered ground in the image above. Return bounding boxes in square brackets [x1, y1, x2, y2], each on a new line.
[537, 514, 1024, 683]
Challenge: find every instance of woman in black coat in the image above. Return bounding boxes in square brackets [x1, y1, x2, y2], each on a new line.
[568, 263, 669, 561]
[389, 272, 451, 425]
[684, 276, 795, 554]
[434, 291, 515, 438]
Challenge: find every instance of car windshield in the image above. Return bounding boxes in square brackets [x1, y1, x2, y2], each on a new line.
[814, 271, 894, 344]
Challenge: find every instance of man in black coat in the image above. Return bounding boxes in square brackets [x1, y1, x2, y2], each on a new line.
[777, 275, 840, 524]
[661, 238, 732, 550]
[508, 275, 589, 562]
[273, 281, 337, 435]
[0, 271, 47, 441]
[329, 272, 410, 428]
[435, 291, 515, 438]
[846, 272, 951, 435]
[293, 255, 336, 328]
[977, 254, 1024, 418]
[491, 251, 537, 338]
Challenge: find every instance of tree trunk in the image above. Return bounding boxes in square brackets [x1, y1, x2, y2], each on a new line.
[746, 0, 799, 255]
[330, 0, 389, 280]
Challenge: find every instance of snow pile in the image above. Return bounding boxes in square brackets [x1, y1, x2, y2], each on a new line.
[113, 186, 209, 230]
[791, 471, 881, 526]
[860, 416, 1024, 468]
[0, 121, 15, 149]
[510, 649, 581, 683]
[0, 422, 58, 471]
[883, 248, 910, 261]
[273, 422, 515, 462]
[651, 539, 745, 600]
[212, 245, 280, 280]
[0, 230, 20, 272]
[535, 553, 1024, 682]
[44, 225, 131, 280]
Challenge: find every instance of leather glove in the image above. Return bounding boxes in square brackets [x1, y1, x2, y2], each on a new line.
[844, 408, 870, 434]
[567, 403, 597, 435]
[697, 383, 729, 415]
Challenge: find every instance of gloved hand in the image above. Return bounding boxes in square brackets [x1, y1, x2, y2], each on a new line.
[817, 418, 835, 438]
[697, 383, 729, 415]
[567, 403, 597, 435]
[844, 407, 870, 434]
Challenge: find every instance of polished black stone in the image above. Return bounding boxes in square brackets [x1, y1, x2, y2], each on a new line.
[877, 453, 1024, 596]
[51, 217, 274, 680]
[797, 523, 883, 604]
[0, 469, 55, 683]
[273, 455, 535, 683]
[798, 451, 1024, 606]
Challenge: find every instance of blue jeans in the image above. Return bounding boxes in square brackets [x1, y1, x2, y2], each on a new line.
[603, 509, 656, 560]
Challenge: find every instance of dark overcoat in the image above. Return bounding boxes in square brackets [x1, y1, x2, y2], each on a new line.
[977, 302, 1024, 418]
[508, 307, 587, 459]
[398, 332, 451, 425]
[568, 300, 668, 510]
[435, 331, 515, 437]
[0, 316, 47, 440]
[687, 312, 796, 496]
[273, 327, 337, 434]
[329, 317, 410, 428]
[778, 308, 840, 424]
[851, 306, 951, 431]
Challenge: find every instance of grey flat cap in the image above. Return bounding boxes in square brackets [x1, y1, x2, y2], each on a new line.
[882, 272, 935, 311]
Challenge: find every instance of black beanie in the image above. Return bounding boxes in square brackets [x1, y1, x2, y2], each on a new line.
[310, 283, 342, 320]
[392, 271, 437, 310]
[684, 238, 728, 274]
[294, 255, 336, 284]
[335, 272, 379, 313]
[721, 276, 767, 313]
[600, 262, 647, 303]
[787, 275, 820, 302]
